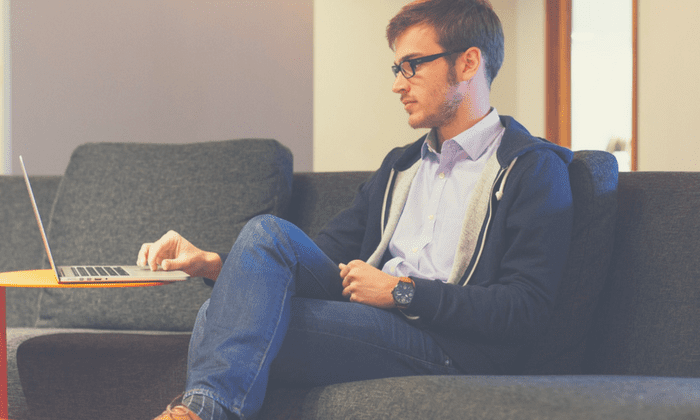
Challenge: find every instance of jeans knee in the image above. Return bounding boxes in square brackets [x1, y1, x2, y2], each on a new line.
[232, 214, 296, 261]
[243, 214, 286, 235]
[197, 298, 211, 321]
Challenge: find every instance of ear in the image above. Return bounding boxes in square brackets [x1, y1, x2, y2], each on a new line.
[456, 47, 482, 81]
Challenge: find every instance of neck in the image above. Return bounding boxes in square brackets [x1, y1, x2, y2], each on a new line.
[435, 101, 492, 151]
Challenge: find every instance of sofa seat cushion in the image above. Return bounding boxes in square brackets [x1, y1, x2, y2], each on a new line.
[260, 375, 700, 420]
[7, 328, 190, 420]
[17, 329, 700, 420]
[34, 139, 293, 331]
[16, 331, 191, 420]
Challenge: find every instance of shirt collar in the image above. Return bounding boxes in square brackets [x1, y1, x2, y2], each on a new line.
[422, 108, 504, 161]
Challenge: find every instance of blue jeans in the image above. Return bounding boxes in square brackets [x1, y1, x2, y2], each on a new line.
[184, 215, 462, 419]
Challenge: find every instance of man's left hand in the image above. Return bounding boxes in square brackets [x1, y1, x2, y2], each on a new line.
[339, 260, 398, 309]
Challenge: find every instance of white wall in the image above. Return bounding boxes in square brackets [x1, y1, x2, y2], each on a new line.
[313, 0, 546, 172]
[488, 0, 546, 138]
[8, 1, 692, 174]
[9, 0, 313, 175]
[0, 0, 9, 175]
[513, 0, 546, 138]
[313, 0, 422, 172]
[637, 0, 700, 171]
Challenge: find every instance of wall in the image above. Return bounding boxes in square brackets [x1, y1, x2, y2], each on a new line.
[637, 0, 700, 171]
[512, 0, 546, 139]
[313, 0, 700, 173]
[6, 0, 548, 175]
[488, 0, 546, 139]
[313, 0, 419, 172]
[313, 0, 545, 172]
[8, 1, 692, 174]
[8, 0, 313, 175]
[0, 0, 8, 175]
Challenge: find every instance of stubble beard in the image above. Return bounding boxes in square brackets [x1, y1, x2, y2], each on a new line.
[409, 68, 463, 131]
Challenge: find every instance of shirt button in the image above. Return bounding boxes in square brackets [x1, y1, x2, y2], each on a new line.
[439, 172, 445, 179]
[428, 215, 435, 221]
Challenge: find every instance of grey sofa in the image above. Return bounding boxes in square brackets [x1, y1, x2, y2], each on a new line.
[1, 139, 699, 420]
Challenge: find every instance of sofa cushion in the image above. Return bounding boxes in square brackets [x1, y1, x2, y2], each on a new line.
[521, 150, 618, 374]
[0, 176, 61, 327]
[35, 139, 293, 331]
[586, 172, 700, 377]
[18, 332, 700, 420]
[287, 172, 372, 238]
[260, 375, 700, 420]
[17, 332, 190, 420]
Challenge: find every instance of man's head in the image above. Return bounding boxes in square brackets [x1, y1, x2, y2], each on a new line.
[387, 0, 504, 88]
[388, 1, 503, 142]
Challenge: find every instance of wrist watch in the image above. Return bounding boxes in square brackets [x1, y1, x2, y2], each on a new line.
[392, 277, 415, 309]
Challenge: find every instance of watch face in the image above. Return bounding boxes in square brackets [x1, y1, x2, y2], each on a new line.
[393, 281, 414, 306]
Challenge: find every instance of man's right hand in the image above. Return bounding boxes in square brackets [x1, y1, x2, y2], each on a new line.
[137, 230, 223, 281]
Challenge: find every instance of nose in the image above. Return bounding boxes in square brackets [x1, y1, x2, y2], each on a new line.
[392, 73, 409, 94]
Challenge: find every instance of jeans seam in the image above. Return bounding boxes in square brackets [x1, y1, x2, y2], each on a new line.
[237, 266, 295, 416]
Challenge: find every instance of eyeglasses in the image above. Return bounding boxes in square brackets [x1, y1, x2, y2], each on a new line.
[392, 48, 468, 79]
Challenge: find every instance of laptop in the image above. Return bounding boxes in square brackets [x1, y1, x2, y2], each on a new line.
[19, 155, 190, 284]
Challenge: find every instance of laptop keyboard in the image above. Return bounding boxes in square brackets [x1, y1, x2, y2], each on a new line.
[70, 266, 130, 277]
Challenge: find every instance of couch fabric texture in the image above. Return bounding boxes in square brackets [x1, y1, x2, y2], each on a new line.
[1, 139, 699, 420]
[37, 140, 293, 332]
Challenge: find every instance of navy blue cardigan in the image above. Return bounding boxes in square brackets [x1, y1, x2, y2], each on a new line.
[314, 116, 574, 373]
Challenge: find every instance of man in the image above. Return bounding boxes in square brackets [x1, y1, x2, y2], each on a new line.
[144, 1, 573, 419]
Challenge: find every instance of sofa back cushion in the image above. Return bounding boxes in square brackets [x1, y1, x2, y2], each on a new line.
[521, 150, 618, 374]
[0, 176, 61, 327]
[35, 139, 293, 331]
[288, 172, 372, 238]
[585, 172, 700, 377]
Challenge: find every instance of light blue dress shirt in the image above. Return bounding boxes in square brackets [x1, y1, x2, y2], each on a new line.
[382, 109, 506, 282]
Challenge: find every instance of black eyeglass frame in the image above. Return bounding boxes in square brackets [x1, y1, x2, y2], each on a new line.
[392, 48, 469, 79]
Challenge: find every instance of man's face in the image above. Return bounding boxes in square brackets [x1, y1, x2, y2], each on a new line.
[392, 24, 464, 132]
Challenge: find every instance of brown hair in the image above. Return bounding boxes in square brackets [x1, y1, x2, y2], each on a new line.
[387, 0, 504, 86]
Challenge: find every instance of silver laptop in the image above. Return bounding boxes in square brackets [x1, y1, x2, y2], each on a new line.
[19, 156, 190, 284]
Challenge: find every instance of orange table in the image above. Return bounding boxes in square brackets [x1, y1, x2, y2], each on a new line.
[0, 269, 167, 420]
